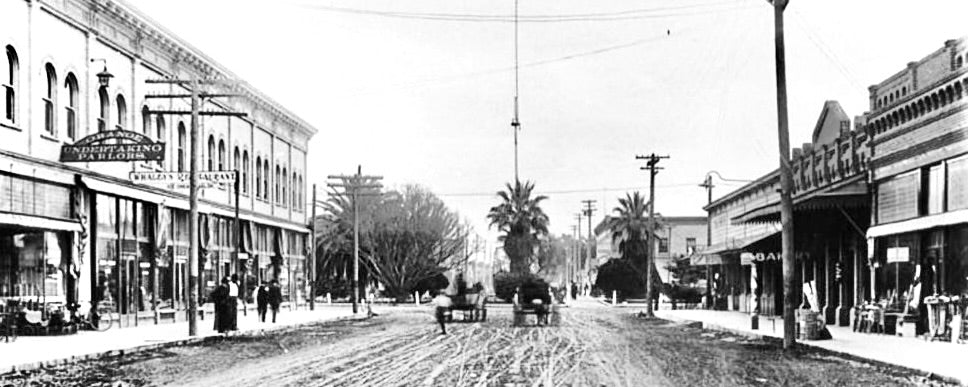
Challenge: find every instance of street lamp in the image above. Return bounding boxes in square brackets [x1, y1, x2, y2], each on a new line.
[90, 59, 113, 88]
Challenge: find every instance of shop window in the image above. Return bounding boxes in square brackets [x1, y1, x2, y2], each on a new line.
[64, 73, 78, 140]
[43, 63, 56, 136]
[3, 46, 18, 124]
[0, 232, 70, 300]
[115, 95, 127, 131]
[948, 155, 968, 211]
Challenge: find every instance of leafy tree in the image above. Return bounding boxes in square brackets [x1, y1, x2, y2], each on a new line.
[412, 272, 450, 296]
[316, 184, 475, 302]
[487, 180, 550, 274]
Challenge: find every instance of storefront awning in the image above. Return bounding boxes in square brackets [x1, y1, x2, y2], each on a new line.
[691, 229, 780, 266]
[0, 213, 81, 232]
[731, 177, 868, 224]
[867, 209, 968, 238]
[79, 175, 169, 204]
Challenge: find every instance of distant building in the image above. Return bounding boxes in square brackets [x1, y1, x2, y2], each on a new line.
[593, 215, 707, 284]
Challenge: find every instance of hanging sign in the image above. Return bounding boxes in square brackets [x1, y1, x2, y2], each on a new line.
[887, 247, 910, 263]
[129, 171, 237, 190]
[60, 130, 166, 162]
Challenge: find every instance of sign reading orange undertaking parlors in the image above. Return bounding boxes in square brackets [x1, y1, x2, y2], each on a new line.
[60, 130, 165, 162]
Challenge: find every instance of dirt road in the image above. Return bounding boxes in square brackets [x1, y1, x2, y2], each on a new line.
[1, 300, 946, 386]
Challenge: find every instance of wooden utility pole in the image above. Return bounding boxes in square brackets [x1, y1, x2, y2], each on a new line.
[310, 184, 317, 311]
[699, 175, 715, 309]
[574, 213, 583, 285]
[581, 200, 596, 292]
[327, 166, 382, 314]
[144, 78, 244, 336]
[637, 153, 669, 318]
[766, 0, 796, 349]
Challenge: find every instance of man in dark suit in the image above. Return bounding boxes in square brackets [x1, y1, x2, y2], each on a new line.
[256, 282, 270, 323]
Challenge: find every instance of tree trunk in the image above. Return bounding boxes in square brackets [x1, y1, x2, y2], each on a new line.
[505, 234, 533, 274]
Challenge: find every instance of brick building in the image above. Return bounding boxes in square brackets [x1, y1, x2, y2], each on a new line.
[0, 0, 316, 326]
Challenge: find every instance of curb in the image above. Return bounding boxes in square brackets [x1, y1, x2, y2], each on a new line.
[2, 313, 368, 375]
[657, 313, 963, 386]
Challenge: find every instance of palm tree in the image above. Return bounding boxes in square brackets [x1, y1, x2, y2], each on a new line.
[607, 191, 660, 317]
[487, 180, 550, 274]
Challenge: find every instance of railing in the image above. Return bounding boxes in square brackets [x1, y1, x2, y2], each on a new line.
[791, 129, 870, 195]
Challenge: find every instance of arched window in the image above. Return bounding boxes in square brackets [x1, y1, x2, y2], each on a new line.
[64, 73, 78, 140]
[255, 157, 262, 198]
[98, 87, 109, 132]
[3, 46, 18, 123]
[275, 165, 281, 204]
[242, 150, 250, 195]
[177, 122, 186, 172]
[141, 106, 151, 135]
[263, 163, 269, 201]
[233, 147, 240, 175]
[115, 94, 127, 130]
[207, 136, 215, 171]
[282, 167, 288, 207]
[957, 55, 964, 69]
[292, 171, 298, 210]
[155, 116, 166, 167]
[43, 63, 56, 135]
[218, 139, 226, 171]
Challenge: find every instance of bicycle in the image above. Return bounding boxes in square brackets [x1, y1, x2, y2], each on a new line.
[70, 301, 115, 332]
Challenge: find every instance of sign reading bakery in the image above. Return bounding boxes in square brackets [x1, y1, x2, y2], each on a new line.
[60, 130, 166, 162]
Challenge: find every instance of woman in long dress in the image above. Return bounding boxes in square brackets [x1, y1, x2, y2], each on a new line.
[211, 277, 232, 333]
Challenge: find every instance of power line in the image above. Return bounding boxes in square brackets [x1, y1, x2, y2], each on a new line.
[286, 0, 752, 23]
[436, 183, 700, 197]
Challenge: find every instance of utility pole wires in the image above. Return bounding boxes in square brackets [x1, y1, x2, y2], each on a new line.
[637, 153, 669, 318]
[327, 166, 383, 314]
[145, 77, 244, 337]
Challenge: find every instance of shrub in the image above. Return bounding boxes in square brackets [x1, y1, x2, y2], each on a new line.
[594, 259, 644, 300]
[663, 284, 703, 303]
[493, 271, 549, 302]
[411, 272, 450, 296]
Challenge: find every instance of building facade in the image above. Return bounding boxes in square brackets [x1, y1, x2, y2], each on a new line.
[0, 0, 317, 326]
[865, 38, 968, 332]
[701, 37, 968, 336]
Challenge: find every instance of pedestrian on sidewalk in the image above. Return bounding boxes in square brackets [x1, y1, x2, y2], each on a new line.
[256, 282, 269, 323]
[431, 289, 452, 335]
[228, 274, 240, 331]
[268, 280, 282, 323]
[211, 277, 232, 334]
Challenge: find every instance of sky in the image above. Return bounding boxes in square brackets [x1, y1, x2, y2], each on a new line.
[126, 0, 967, 244]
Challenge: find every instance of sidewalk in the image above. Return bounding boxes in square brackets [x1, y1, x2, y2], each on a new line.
[0, 304, 357, 374]
[654, 308, 968, 385]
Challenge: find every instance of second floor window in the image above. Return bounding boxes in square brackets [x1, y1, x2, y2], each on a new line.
[255, 157, 262, 199]
[155, 116, 166, 167]
[207, 136, 215, 171]
[658, 238, 669, 253]
[686, 237, 697, 255]
[242, 150, 250, 195]
[3, 46, 18, 124]
[64, 73, 78, 140]
[98, 87, 109, 132]
[177, 123, 186, 172]
[115, 95, 126, 130]
[218, 140, 225, 171]
[43, 64, 56, 135]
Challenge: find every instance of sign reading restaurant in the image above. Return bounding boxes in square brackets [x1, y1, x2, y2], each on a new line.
[130, 171, 237, 190]
[60, 130, 165, 162]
